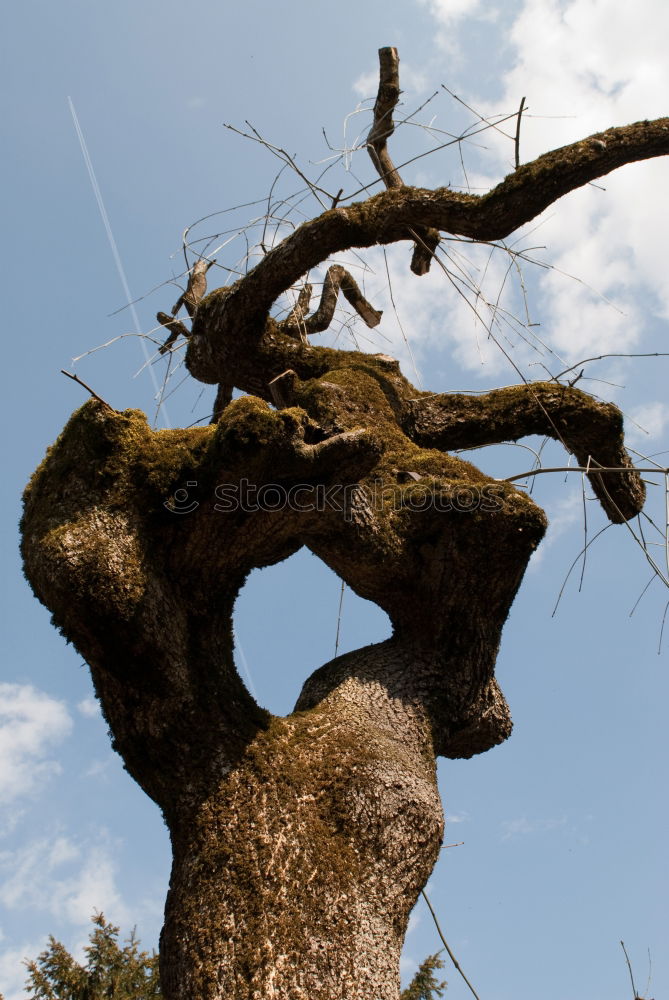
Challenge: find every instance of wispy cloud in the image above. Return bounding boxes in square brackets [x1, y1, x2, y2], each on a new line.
[0, 939, 43, 1000]
[445, 809, 469, 824]
[0, 684, 72, 806]
[393, 0, 669, 390]
[466, 0, 669, 356]
[418, 0, 499, 59]
[501, 814, 567, 840]
[353, 61, 429, 102]
[0, 831, 129, 929]
[626, 401, 669, 447]
[77, 697, 100, 719]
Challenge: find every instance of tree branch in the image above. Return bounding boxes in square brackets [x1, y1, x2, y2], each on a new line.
[189, 116, 669, 358]
[366, 47, 441, 275]
[279, 264, 382, 339]
[403, 382, 646, 523]
[366, 47, 404, 189]
[157, 311, 190, 354]
[172, 258, 215, 317]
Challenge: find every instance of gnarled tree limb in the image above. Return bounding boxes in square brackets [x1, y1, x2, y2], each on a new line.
[188, 116, 669, 360]
[366, 46, 441, 275]
[279, 265, 382, 342]
[402, 382, 645, 523]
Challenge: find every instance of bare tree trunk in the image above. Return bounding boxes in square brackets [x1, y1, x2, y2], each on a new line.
[20, 47, 665, 999]
[161, 641, 444, 999]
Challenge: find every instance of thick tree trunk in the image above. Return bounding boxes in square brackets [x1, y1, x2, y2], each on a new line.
[161, 643, 444, 1000]
[21, 391, 547, 998]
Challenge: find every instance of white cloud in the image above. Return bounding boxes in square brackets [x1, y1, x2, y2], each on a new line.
[501, 814, 567, 839]
[0, 830, 134, 998]
[481, 0, 669, 344]
[420, 0, 483, 22]
[82, 757, 114, 780]
[626, 401, 669, 447]
[77, 697, 100, 719]
[445, 809, 469, 824]
[0, 684, 72, 806]
[0, 832, 128, 929]
[0, 939, 43, 1000]
[413, 0, 669, 376]
[418, 0, 502, 63]
[353, 61, 429, 102]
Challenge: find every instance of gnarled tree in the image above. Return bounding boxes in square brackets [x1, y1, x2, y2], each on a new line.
[21, 49, 668, 1000]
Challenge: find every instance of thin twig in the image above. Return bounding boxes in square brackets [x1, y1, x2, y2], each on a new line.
[441, 85, 517, 142]
[665, 472, 669, 578]
[552, 525, 611, 616]
[659, 599, 669, 655]
[61, 371, 113, 409]
[223, 122, 333, 209]
[552, 353, 669, 382]
[421, 890, 481, 1000]
[334, 580, 345, 657]
[629, 574, 657, 617]
[503, 465, 669, 483]
[620, 940, 639, 999]
[578, 472, 589, 592]
[514, 96, 526, 168]
[644, 949, 653, 1000]
[382, 248, 421, 386]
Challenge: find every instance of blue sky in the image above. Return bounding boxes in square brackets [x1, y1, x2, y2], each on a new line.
[2, 1, 668, 997]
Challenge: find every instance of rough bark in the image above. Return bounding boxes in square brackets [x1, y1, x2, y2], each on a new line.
[20, 47, 665, 1000]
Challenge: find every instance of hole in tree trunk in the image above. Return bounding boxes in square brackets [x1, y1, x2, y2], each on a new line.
[233, 546, 391, 715]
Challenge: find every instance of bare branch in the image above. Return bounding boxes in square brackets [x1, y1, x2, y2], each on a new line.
[514, 96, 526, 168]
[189, 116, 669, 356]
[157, 311, 190, 355]
[278, 265, 382, 343]
[61, 370, 113, 410]
[421, 890, 481, 1000]
[172, 258, 215, 317]
[366, 47, 441, 275]
[366, 46, 403, 188]
[307, 265, 382, 333]
[157, 258, 217, 353]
